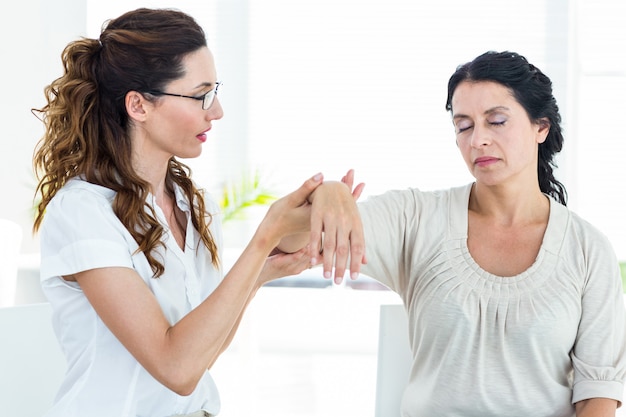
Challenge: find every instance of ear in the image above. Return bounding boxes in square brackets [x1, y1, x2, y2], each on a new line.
[535, 117, 550, 144]
[125, 91, 149, 122]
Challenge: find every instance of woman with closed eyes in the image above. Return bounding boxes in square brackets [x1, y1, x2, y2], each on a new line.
[288, 50, 626, 417]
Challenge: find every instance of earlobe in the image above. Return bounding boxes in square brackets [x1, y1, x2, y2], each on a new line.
[125, 91, 148, 122]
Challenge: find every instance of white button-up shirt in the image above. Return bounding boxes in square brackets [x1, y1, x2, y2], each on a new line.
[39, 178, 223, 417]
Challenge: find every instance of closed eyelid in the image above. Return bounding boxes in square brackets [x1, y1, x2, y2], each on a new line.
[484, 107, 511, 121]
[489, 115, 507, 123]
[453, 114, 471, 125]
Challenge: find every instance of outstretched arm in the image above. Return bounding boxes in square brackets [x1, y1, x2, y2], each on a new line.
[72, 173, 325, 396]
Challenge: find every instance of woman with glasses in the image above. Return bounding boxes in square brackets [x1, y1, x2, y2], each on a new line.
[31, 8, 364, 417]
[292, 51, 626, 416]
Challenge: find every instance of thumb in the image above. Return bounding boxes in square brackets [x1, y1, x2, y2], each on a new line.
[287, 172, 324, 205]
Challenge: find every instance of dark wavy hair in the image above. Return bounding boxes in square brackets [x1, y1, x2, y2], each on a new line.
[445, 51, 567, 205]
[32, 8, 219, 276]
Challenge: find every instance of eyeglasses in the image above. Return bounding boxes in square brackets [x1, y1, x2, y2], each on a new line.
[145, 82, 221, 110]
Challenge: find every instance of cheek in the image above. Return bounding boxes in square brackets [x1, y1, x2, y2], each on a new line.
[455, 137, 472, 159]
[160, 109, 200, 139]
[173, 109, 198, 128]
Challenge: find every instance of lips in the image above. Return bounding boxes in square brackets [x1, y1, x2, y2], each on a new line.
[197, 128, 210, 143]
[474, 156, 499, 167]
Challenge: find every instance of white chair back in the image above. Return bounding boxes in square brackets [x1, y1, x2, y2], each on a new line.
[0, 302, 65, 416]
[375, 303, 412, 417]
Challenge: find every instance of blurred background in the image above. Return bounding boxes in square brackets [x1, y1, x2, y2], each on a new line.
[3, 0, 625, 258]
[1, 1, 625, 416]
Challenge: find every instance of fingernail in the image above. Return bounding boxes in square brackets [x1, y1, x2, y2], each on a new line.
[335, 276, 343, 285]
[324, 271, 331, 279]
[310, 257, 317, 266]
[351, 272, 359, 280]
[313, 173, 323, 181]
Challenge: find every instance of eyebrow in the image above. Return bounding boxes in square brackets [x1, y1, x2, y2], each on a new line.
[197, 81, 216, 88]
[452, 106, 511, 121]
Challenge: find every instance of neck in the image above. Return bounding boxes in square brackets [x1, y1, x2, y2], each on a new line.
[469, 182, 549, 226]
[130, 131, 172, 200]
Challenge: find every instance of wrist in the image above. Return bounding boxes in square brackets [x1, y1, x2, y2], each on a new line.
[251, 221, 281, 254]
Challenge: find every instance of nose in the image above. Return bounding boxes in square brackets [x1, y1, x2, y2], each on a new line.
[206, 97, 224, 120]
[469, 124, 491, 148]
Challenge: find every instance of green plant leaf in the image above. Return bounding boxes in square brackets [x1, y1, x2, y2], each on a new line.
[219, 170, 278, 224]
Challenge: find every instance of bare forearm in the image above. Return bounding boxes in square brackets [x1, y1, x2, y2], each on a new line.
[77, 174, 325, 396]
[150, 175, 326, 390]
[212, 287, 258, 364]
[576, 398, 618, 417]
[164, 233, 273, 387]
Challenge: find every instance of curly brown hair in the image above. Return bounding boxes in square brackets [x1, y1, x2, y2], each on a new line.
[32, 8, 219, 276]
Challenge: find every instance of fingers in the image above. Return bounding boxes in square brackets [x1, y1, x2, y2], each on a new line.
[321, 226, 350, 284]
[341, 169, 355, 189]
[320, 219, 366, 285]
[348, 226, 367, 279]
[308, 180, 366, 284]
[351, 182, 366, 200]
[302, 170, 367, 284]
[260, 246, 313, 284]
[276, 246, 311, 277]
[259, 173, 323, 250]
[287, 172, 324, 207]
[309, 214, 324, 267]
[340, 169, 365, 200]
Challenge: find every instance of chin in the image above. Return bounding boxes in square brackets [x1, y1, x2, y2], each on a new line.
[177, 148, 203, 160]
[473, 173, 506, 187]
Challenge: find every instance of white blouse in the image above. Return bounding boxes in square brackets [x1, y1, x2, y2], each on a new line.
[359, 183, 626, 417]
[39, 178, 223, 417]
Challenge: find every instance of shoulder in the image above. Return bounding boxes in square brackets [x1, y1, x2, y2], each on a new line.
[555, 201, 615, 253]
[50, 177, 116, 209]
[550, 200, 620, 281]
[41, 178, 122, 236]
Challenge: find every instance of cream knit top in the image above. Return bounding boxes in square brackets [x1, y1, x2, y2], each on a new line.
[359, 183, 626, 417]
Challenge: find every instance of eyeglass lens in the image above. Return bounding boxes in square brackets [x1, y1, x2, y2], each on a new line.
[203, 83, 220, 110]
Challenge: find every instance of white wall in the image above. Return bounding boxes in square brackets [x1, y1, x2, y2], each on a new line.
[568, 0, 626, 259]
[0, 0, 86, 253]
[2, 0, 625, 261]
[0, 0, 248, 253]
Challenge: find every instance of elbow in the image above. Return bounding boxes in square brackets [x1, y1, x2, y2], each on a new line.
[172, 383, 197, 397]
[151, 332, 222, 395]
[156, 365, 205, 396]
[166, 375, 202, 397]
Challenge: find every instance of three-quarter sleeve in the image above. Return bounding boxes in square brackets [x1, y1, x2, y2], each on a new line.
[570, 219, 626, 405]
